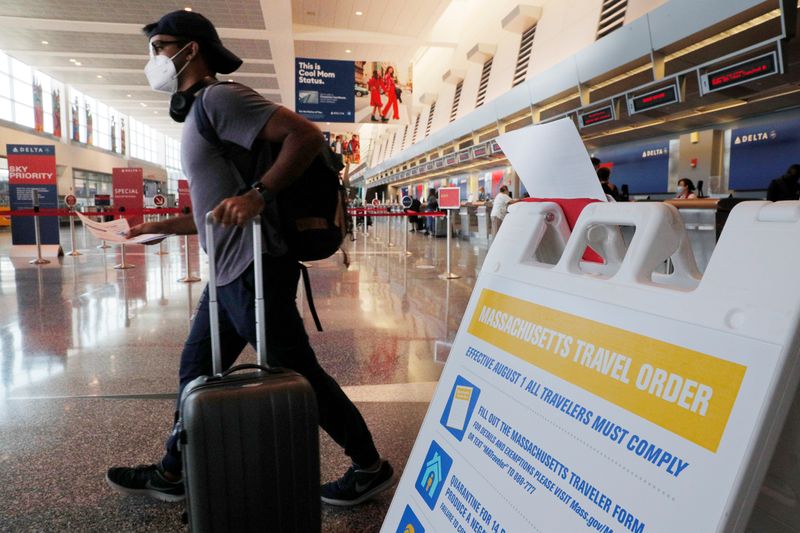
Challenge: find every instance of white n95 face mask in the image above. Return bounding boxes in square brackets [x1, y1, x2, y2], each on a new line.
[144, 43, 192, 93]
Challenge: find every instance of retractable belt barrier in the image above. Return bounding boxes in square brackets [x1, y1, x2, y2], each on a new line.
[347, 209, 447, 217]
[384, 199, 800, 533]
[5, 207, 184, 217]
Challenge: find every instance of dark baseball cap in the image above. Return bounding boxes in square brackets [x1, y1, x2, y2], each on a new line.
[143, 11, 243, 74]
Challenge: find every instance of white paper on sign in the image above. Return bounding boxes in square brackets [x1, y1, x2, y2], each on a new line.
[496, 118, 606, 201]
[75, 211, 169, 244]
[444, 385, 473, 431]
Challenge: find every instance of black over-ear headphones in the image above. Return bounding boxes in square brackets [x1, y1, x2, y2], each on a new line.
[169, 77, 218, 123]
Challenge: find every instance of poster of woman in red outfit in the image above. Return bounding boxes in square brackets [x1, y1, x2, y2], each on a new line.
[380, 66, 400, 122]
[367, 70, 383, 121]
[355, 61, 411, 124]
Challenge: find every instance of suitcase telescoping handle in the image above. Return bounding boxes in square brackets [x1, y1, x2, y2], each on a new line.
[205, 211, 268, 374]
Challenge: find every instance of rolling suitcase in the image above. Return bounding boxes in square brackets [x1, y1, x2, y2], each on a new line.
[178, 213, 321, 532]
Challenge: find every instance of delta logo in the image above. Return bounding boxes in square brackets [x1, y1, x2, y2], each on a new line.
[734, 130, 778, 145]
[641, 148, 668, 158]
[9, 146, 51, 154]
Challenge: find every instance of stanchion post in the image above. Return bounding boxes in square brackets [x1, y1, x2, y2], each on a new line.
[29, 190, 50, 265]
[97, 206, 111, 249]
[178, 207, 200, 283]
[66, 206, 81, 256]
[404, 213, 412, 256]
[114, 209, 134, 270]
[439, 211, 460, 280]
[155, 213, 168, 255]
[388, 208, 396, 248]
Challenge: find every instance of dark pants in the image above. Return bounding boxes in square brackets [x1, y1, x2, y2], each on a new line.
[161, 254, 379, 475]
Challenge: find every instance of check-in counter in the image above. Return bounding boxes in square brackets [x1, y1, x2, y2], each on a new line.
[476, 205, 490, 241]
[458, 207, 470, 239]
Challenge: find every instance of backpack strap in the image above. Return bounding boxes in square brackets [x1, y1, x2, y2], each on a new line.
[299, 263, 323, 332]
[193, 85, 326, 332]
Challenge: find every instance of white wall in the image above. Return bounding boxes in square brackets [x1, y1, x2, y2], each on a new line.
[370, 0, 688, 167]
[626, 0, 670, 24]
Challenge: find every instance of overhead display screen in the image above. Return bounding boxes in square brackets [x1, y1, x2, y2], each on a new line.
[627, 82, 680, 115]
[579, 104, 616, 128]
[701, 52, 780, 94]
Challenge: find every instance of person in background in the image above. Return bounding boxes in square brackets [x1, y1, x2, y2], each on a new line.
[490, 185, 512, 237]
[424, 188, 438, 235]
[408, 195, 424, 232]
[591, 157, 601, 170]
[368, 70, 383, 122]
[767, 164, 800, 201]
[597, 167, 619, 201]
[674, 178, 697, 199]
[478, 186, 486, 202]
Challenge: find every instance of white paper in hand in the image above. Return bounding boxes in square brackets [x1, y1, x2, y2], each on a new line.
[497, 118, 606, 201]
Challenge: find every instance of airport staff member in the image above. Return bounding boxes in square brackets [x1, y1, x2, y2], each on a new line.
[105, 10, 393, 507]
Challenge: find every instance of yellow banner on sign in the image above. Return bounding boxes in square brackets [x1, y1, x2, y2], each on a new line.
[467, 289, 746, 452]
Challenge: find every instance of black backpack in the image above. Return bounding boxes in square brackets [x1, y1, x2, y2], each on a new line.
[192, 82, 349, 264]
[193, 82, 349, 330]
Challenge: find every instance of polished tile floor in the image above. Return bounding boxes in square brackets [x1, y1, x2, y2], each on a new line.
[0, 217, 489, 532]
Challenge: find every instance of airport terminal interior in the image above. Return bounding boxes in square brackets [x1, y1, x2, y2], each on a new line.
[2, 0, 800, 532]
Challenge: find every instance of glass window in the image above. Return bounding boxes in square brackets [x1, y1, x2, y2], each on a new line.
[13, 101, 33, 128]
[0, 96, 11, 122]
[0, 157, 8, 208]
[10, 58, 31, 82]
[0, 72, 10, 98]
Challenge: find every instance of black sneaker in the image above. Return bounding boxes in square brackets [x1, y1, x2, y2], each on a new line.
[321, 460, 395, 507]
[106, 464, 185, 503]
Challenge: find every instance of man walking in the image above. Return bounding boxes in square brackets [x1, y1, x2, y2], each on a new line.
[105, 10, 393, 507]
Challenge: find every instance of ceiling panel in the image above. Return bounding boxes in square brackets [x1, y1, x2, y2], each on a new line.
[0, 0, 266, 29]
[295, 41, 407, 62]
[0, 29, 145, 55]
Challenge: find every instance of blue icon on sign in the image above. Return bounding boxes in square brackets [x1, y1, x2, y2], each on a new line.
[440, 375, 481, 442]
[396, 505, 425, 533]
[415, 440, 453, 510]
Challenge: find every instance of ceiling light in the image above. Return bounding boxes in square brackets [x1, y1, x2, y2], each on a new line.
[228, 79, 233, 82]
[126, 94, 132, 98]
[140, 103, 147, 107]
[74, 62, 82, 66]
[355, 11, 363, 16]
[96, 75, 103, 79]
[184, 7, 192, 11]
[41, 40, 49, 45]
[69, 58, 76, 63]
[154, 111, 159, 114]
[345, 49, 352, 54]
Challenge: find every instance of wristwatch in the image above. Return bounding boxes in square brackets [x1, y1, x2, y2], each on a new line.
[251, 181, 273, 203]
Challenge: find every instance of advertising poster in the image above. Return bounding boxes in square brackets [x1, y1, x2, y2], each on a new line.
[296, 58, 411, 124]
[327, 132, 362, 165]
[355, 61, 411, 124]
[112, 167, 143, 227]
[728, 117, 800, 190]
[7, 144, 59, 245]
[296, 58, 355, 123]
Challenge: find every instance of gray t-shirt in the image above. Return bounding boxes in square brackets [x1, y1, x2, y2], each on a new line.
[181, 82, 284, 285]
